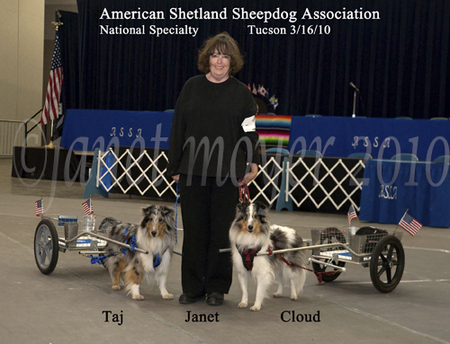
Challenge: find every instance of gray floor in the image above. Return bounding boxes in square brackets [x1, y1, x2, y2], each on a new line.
[1, 157, 449, 344]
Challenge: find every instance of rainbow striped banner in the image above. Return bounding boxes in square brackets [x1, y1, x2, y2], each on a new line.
[255, 115, 292, 147]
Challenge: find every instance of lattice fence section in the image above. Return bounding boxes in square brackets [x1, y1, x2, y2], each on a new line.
[94, 149, 365, 213]
[97, 149, 177, 198]
[248, 156, 284, 205]
[288, 157, 365, 211]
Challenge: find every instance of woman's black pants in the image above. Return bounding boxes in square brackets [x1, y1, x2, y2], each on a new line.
[178, 174, 238, 296]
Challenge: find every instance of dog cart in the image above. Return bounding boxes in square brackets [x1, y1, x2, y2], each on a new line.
[220, 225, 405, 293]
[306, 226, 405, 293]
[33, 214, 147, 275]
[254, 226, 405, 293]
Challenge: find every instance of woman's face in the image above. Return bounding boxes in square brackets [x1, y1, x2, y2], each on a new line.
[208, 49, 230, 83]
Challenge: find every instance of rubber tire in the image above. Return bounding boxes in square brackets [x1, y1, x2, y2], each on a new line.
[312, 260, 345, 282]
[34, 219, 59, 275]
[370, 235, 405, 293]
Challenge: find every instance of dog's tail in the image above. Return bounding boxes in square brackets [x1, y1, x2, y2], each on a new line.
[270, 225, 308, 268]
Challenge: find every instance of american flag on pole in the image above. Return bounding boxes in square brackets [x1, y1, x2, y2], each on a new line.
[252, 83, 257, 95]
[82, 198, 94, 215]
[41, 29, 63, 126]
[35, 199, 44, 217]
[399, 212, 422, 236]
[347, 204, 358, 225]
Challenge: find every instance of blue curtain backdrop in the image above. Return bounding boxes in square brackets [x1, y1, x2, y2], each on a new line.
[59, 0, 450, 118]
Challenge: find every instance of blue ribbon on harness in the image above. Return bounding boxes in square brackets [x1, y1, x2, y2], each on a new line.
[88, 253, 116, 265]
[88, 228, 136, 264]
[119, 227, 137, 254]
[127, 235, 137, 252]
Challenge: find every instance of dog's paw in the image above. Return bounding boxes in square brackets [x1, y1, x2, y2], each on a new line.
[162, 293, 174, 300]
[250, 305, 261, 312]
[132, 294, 145, 301]
[111, 285, 122, 291]
[290, 295, 298, 301]
[238, 302, 248, 308]
[273, 293, 282, 298]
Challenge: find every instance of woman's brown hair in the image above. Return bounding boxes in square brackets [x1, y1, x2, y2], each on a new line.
[198, 32, 244, 77]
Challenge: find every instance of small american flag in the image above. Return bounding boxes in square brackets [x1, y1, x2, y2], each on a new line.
[35, 199, 44, 217]
[82, 198, 94, 215]
[399, 212, 422, 236]
[347, 204, 358, 225]
[41, 29, 63, 126]
[252, 83, 257, 95]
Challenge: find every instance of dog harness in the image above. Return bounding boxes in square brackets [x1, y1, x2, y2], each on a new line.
[153, 253, 162, 268]
[88, 227, 163, 268]
[238, 246, 262, 271]
[270, 241, 336, 283]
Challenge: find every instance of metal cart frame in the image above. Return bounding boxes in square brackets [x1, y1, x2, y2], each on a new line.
[33, 214, 148, 275]
[256, 226, 405, 293]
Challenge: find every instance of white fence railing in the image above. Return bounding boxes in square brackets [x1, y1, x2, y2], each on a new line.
[96, 148, 365, 213]
[97, 148, 178, 198]
[0, 119, 24, 157]
[286, 157, 365, 211]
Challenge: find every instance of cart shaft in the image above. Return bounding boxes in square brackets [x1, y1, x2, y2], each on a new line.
[62, 232, 149, 254]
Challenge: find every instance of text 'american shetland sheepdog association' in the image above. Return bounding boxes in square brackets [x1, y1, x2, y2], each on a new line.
[229, 202, 306, 311]
[104, 205, 176, 301]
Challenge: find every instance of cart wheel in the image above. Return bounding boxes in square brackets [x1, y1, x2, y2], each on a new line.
[312, 227, 347, 282]
[98, 217, 120, 234]
[34, 219, 59, 275]
[370, 235, 405, 293]
[312, 259, 345, 282]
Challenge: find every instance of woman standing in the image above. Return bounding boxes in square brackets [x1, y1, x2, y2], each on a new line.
[167, 32, 259, 306]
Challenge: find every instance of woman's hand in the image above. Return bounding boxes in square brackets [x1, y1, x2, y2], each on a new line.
[172, 174, 180, 182]
[240, 163, 258, 185]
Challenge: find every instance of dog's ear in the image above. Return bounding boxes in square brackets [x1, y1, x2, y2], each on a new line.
[160, 206, 174, 218]
[236, 202, 246, 213]
[236, 202, 251, 215]
[159, 206, 175, 230]
[255, 201, 269, 216]
[142, 205, 154, 216]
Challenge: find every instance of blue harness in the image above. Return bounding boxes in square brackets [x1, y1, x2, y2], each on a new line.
[89, 227, 162, 268]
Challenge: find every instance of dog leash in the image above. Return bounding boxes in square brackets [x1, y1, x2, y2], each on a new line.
[269, 243, 337, 284]
[239, 180, 251, 203]
[173, 181, 180, 245]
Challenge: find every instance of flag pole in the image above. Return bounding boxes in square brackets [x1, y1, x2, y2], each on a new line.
[394, 208, 409, 234]
[348, 202, 361, 228]
[44, 120, 55, 148]
[354, 203, 361, 228]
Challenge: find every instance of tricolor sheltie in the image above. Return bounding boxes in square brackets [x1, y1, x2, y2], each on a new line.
[104, 205, 176, 301]
[229, 202, 306, 311]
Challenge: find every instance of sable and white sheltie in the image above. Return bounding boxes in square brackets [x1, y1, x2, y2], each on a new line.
[229, 202, 306, 311]
[104, 205, 176, 301]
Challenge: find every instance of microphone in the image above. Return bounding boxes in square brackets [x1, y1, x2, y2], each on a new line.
[350, 82, 360, 92]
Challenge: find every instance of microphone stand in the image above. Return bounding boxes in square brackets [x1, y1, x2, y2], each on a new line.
[350, 82, 360, 117]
